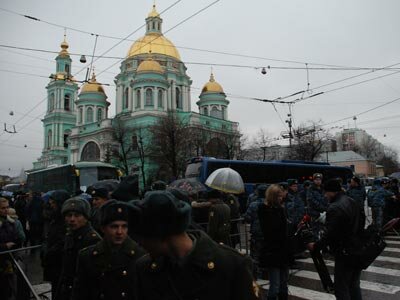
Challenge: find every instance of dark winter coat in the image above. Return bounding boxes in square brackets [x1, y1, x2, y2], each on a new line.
[306, 184, 328, 219]
[244, 197, 264, 240]
[41, 190, 70, 283]
[286, 190, 305, 227]
[55, 223, 101, 300]
[258, 204, 291, 267]
[135, 230, 258, 300]
[224, 194, 241, 247]
[316, 192, 362, 255]
[346, 185, 366, 211]
[0, 215, 21, 274]
[72, 237, 146, 300]
[26, 194, 44, 224]
[207, 201, 231, 246]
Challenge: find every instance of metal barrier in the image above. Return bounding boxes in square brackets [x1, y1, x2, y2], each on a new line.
[0, 245, 48, 300]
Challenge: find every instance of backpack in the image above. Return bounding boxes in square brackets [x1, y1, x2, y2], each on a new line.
[342, 209, 386, 270]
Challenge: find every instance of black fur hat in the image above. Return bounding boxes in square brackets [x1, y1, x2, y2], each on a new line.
[100, 200, 129, 226]
[129, 190, 191, 238]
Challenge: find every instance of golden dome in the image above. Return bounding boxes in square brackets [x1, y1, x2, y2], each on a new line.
[58, 36, 70, 57]
[127, 33, 181, 60]
[81, 73, 105, 94]
[202, 73, 224, 93]
[148, 4, 160, 18]
[137, 58, 163, 73]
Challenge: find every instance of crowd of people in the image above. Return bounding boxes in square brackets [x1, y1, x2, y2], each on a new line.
[0, 173, 399, 300]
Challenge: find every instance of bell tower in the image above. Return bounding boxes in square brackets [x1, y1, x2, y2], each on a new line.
[34, 36, 78, 169]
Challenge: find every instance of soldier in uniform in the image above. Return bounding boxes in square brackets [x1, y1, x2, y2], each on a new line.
[90, 188, 109, 234]
[72, 200, 145, 300]
[130, 190, 259, 300]
[55, 197, 101, 300]
[307, 173, 328, 238]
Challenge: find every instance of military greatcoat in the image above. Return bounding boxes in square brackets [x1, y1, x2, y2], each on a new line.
[55, 224, 101, 300]
[72, 237, 145, 300]
[135, 230, 259, 300]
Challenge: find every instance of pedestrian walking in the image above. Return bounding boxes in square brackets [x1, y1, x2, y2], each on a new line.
[307, 179, 364, 300]
[130, 190, 259, 300]
[258, 184, 291, 300]
[72, 200, 145, 300]
[55, 197, 101, 300]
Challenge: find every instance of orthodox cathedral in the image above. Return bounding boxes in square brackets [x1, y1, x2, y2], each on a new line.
[33, 5, 239, 181]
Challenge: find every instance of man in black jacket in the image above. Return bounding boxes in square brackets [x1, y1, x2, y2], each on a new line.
[307, 179, 363, 300]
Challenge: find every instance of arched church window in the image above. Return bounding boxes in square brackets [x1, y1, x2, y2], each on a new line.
[152, 22, 155, 30]
[78, 107, 83, 124]
[123, 87, 129, 109]
[64, 94, 71, 111]
[86, 107, 94, 123]
[175, 87, 182, 109]
[47, 130, 52, 149]
[146, 88, 153, 106]
[81, 141, 100, 162]
[157, 23, 160, 30]
[203, 107, 208, 116]
[49, 93, 55, 112]
[65, 64, 70, 75]
[63, 131, 70, 149]
[211, 106, 222, 119]
[136, 89, 141, 108]
[97, 108, 103, 121]
[221, 106, 226, 120]
[158, 89, 163, 108]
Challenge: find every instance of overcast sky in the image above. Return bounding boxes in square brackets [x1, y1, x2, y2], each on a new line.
[0, 0, 399, 176]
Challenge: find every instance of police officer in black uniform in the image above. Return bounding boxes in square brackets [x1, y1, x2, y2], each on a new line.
[55, 197, 101, 300]
[72, 200, 145, 300]
[130, 190, 259, 300]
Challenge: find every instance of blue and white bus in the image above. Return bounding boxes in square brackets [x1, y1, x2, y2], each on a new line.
[185, 157, 353, 195]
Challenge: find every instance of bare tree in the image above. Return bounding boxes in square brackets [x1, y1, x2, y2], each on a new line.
[290, 121, 332, 161]
[377, 146, 399, 175]
[248, 128, 272, 161]
[111, 117, 150, 179]
[350, 135, 384, 160]
[148, 111, 191, 181]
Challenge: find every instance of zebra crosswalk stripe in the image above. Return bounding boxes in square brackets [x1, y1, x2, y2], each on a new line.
[297, 258, 400, 277]
[256, 280, 336, 300]
[292, 270, 400, 294]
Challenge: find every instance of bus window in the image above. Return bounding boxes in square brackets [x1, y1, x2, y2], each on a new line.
[79, 167, 98, 188]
